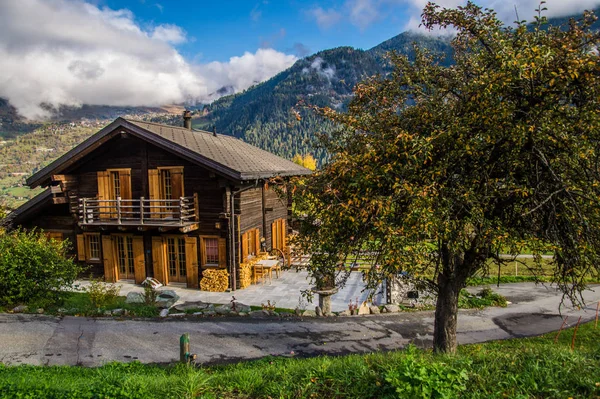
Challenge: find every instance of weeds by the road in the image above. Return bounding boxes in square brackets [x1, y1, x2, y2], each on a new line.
[0, 322, 598, 398]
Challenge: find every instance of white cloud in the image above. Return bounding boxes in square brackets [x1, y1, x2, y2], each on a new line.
[151, 24, 187, 44]
[348, 0, 380, 30]
[0, 0, 297, 119]
[199, 49, 298, 99]
[310, 0, 600, 32]
[308, 7, 343, 29]
[402, 0, 600, 31]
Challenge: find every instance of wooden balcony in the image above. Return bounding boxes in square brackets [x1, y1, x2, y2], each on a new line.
[78, 196, 198, 232]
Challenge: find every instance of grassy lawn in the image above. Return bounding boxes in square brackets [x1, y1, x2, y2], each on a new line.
[0, 323, 598, 398]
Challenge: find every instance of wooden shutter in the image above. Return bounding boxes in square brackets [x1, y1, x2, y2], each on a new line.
[170, 167, 184, 200]
[148, 169, 160, 218]
[119, 170, 132, 200]
[185, 237, 199, 288]
[132, 236, 145, 284]
[97, 171, 110, 219]
[152, 236, 167, 284]
[218, 238, 227, 268]
[281, 219, 287, 249]
[102, 235, 117, 282]
[254, 229, 260, 255]
[241, 232, 248, 261]
[76, 234, 86, 261]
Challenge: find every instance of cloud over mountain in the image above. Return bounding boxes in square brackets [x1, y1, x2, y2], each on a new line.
[0, 0, 297, 119]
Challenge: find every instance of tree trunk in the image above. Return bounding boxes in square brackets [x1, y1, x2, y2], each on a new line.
[433, 272, 462, 353]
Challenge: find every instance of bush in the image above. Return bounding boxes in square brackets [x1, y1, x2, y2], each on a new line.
[143, 284, 157, 305]
[0, 229, 81, 306]
[385, 345, 469, 398]
[85, 277, 120, 309]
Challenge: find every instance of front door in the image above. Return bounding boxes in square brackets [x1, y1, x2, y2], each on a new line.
[114, 235, 135, 280]
[166, 237, 187, 283]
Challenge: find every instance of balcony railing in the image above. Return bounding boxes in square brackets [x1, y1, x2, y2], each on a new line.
[78, 196, 197, 228]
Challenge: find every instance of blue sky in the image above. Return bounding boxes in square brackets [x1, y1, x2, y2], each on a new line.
[99, 0, 412, 62]
[1, 0, 598, 119]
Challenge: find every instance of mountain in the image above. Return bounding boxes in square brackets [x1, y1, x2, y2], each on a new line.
[194, 9, 600, 163]
[194, 32, 453, 162]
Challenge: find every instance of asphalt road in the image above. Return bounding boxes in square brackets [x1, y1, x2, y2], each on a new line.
[0, 283, 598, 367]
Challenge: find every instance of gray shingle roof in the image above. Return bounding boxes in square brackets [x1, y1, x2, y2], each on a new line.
[125, 119, 311, 180]
[26, 117, 312, 187]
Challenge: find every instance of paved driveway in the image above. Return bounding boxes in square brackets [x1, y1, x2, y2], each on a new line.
[0, 283, 597, 367]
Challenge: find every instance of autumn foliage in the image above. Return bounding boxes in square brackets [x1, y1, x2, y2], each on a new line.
[293, 2, 600, 352]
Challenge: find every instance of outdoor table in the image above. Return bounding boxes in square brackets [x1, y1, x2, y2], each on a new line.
[253, 259, 280, 284]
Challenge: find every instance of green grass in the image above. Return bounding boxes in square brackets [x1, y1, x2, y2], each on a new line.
[25, 292, 159, 318]
[0, 323, 598, 398]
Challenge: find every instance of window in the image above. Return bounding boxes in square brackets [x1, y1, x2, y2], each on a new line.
[77, 233, 101, 262]
[87, 234, 101, 261]
[166, 237, 187, 282]
[111, 171, 121, 198]
[242, 229, 260, 261]
[200, 236, 225, 268]
[204, 237, 219, 265]
[115, 235, 135, 279]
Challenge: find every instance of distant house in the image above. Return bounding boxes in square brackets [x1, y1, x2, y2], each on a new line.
[11, 114, 311, 290]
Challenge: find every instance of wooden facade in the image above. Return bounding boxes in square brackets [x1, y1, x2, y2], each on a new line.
[13, 118, 310, 291]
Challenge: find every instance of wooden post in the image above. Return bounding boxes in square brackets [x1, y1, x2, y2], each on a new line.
[81, 198, 87, 224]
[180, 333, 190, 363]
[140, 197, 145, 225]
[180, 197, 185, 225]
[554, 316, 568, 343]
[117, 196, 122, 224]
[571, 316, 582, 351]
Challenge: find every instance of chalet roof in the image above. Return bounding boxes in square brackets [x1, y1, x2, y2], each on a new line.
[27, 117, 311, 188]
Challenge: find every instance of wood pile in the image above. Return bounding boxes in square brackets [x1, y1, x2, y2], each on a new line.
[239, 262, 252, 289]
[200, 269, 229, 292]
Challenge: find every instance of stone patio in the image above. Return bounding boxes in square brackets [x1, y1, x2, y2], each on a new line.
[76, 270, 385, 312]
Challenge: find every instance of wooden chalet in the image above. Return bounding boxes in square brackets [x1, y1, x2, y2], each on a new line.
[11, 114, 311, 290]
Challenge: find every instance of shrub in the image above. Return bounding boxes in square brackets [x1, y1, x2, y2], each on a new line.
[143, 284, 157, 305]
[85, 277, 121, 309]
[384, 345, 469, 398]
[0, 229, 81, 306]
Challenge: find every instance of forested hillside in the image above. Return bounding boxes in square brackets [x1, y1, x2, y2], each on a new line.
[195, 32, 453, 162]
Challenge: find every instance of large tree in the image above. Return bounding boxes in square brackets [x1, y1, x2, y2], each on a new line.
[292, 2, 600, 353]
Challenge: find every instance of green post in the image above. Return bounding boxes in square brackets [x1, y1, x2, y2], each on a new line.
[180, 333, 190, 363]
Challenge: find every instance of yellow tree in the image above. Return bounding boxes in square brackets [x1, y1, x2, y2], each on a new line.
[293, 3, 600, 353]
[292, 154, 317, 171]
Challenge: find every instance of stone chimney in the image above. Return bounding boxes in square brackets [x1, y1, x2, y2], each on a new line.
[183, 110, 192, 129]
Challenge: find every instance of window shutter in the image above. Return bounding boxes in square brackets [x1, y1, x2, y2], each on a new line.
[119, 170, 132, 200]
[132, 236, 145, 284]
[241, 232, 248, 261]
[170, 167, 184, 200]
[76, 234, 86, 261]
[152, 236, 167, 285]
[185, 237, 199, 289]
[148, 169, 160, 218]
[200, 237, 207, 267]
[97, 171, 110, 219]
[218, 238, 227, 268]
[102, 235, 117, 282]
[281, 219, 287, 249]
[271, 221, 277, 250]
[254, 229, 260, 255]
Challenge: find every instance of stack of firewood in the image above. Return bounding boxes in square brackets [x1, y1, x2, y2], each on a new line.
[200, 269, 229, 292]
[239, 262, 252, 288]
